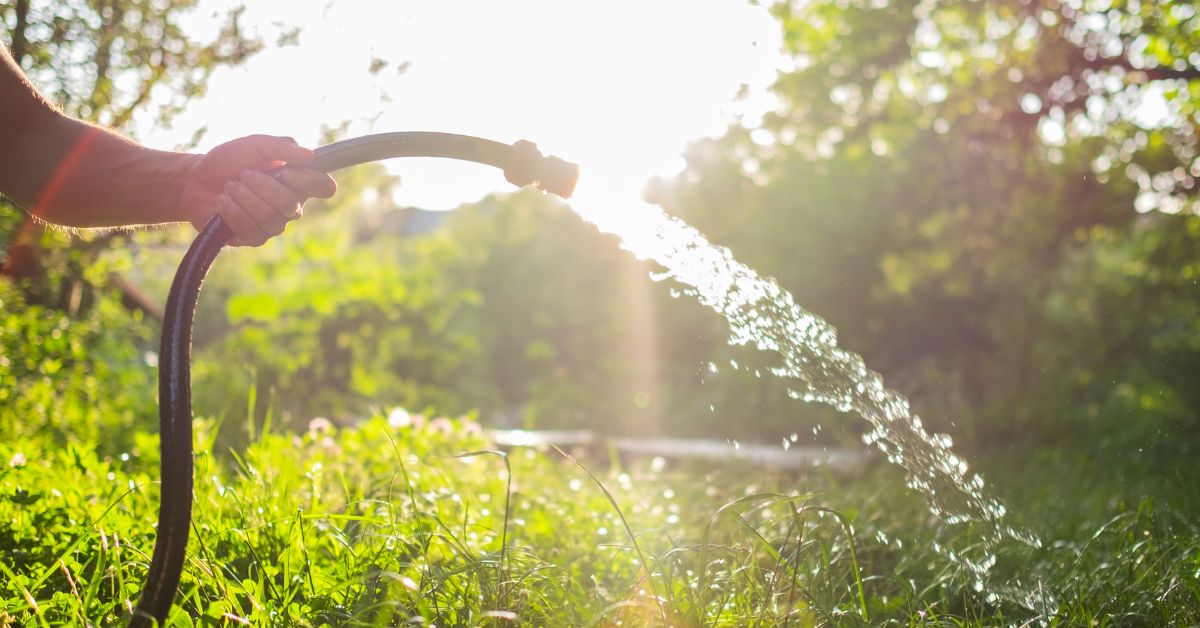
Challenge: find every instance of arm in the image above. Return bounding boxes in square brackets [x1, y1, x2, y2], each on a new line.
[0, 46, 335, 246]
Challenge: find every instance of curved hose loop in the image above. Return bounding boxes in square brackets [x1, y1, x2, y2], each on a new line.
[130, 132, 577, 626]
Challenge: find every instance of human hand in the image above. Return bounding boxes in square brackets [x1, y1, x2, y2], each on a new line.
[179, 135, 337, 246]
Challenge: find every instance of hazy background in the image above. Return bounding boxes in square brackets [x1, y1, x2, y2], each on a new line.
[4, 0, 1199, 464]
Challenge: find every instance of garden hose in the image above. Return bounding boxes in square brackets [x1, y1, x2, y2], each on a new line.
[131, 132, 578, 626]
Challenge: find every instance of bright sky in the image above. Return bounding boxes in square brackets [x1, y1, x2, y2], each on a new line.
[143, 0, 786, 209]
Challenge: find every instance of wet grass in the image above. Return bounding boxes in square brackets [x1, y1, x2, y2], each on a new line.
[1, 415, 1197, 625]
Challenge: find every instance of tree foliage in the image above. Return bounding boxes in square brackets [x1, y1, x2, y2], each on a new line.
[2, 0, 262, 129]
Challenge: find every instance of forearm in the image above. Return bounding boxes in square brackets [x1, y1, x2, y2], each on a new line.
[17, 118, 201, 228]
[1, 46, 198, 228]
[2, 46, 334, 244]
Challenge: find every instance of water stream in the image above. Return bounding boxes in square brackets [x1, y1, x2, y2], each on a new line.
[567, 173, 1044, 602]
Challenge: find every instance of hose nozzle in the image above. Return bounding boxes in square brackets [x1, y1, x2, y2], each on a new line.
[505, 140, 580, 199]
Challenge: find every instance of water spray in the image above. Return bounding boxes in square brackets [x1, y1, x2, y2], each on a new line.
[131, 132, 578, 626]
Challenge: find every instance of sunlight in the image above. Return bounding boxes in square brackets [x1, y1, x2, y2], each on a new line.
[9, 0, 1200, 623]
[149, 0, 785, 208]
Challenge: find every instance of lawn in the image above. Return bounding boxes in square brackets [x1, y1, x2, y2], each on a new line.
[2, 413, 1196, 626]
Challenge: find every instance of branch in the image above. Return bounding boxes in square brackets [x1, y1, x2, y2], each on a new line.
[1139, 66, 1200, 82]
[87, 0, 125, 118]
[108, 272, 164, 321]
[1082, 54, 1200, 83]
[108, 63, 167, 130]
[10, 0, 29, 63]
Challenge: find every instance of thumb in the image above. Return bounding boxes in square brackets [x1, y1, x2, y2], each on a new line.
[245, 134, 315, 166]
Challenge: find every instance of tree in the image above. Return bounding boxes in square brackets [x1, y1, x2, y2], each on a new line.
[765, 0, 1198, 211]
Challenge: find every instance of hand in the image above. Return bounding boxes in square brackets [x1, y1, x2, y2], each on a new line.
[179, 135, 337, 246]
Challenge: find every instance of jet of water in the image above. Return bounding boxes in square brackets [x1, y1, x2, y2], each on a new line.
[567, 172, 1043, 599]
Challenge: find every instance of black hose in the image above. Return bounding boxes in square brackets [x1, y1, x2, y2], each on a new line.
[131, 132, 577, 626]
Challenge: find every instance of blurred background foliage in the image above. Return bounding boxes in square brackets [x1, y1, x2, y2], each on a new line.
[1, 0, 261, 451]
[3, 0, 1200, 462]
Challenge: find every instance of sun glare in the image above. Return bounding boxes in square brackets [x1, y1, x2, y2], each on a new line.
[151, 0, 785, 208]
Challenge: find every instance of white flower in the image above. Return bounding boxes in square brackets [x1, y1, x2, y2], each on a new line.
[387, 407, 412, 428]
[307, 417, 333, 434]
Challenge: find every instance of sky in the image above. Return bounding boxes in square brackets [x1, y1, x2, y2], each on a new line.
[142, 0, 787, 209]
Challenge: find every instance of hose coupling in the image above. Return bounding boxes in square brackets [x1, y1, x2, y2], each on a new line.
[505, 140, 580, 199]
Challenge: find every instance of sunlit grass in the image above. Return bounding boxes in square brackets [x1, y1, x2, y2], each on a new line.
[0, 415, 1197, 625]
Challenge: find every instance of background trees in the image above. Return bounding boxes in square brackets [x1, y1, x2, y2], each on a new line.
[3, 0, 1198, 458]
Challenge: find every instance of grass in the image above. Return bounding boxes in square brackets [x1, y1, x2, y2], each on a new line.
[0, 414, 1198, 626]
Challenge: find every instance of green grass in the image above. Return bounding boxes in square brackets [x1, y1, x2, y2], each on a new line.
[1, 415, 1197, 626]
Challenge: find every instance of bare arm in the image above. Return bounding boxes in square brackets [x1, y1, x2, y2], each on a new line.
[0, 46, 335, 245]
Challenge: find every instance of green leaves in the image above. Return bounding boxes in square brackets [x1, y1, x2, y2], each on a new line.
[0, 281, 155, 451]
[226, 292, 283, 322]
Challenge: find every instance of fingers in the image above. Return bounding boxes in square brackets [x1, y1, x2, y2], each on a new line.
[277, 168, 338, 199]
[215, 193, 269, 247]
[222, 175, 293, 247]
[241, 170, 300, 219]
